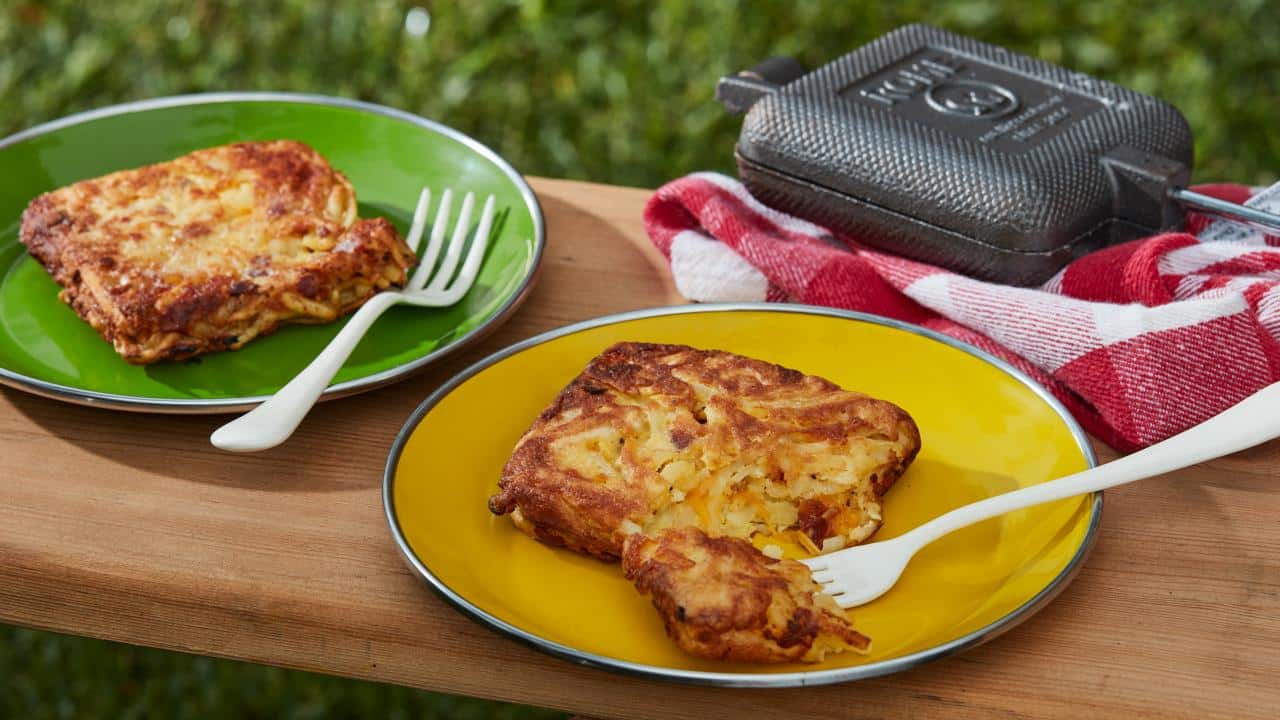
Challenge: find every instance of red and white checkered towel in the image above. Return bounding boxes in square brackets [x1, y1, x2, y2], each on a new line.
[643, 172, 1280, 452]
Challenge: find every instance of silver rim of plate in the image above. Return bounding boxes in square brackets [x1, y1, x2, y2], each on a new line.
[383, 302, 1103, 689]
[0, 92, 546, 413]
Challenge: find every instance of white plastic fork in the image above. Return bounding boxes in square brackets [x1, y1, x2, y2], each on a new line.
[211, 187, 496, 452]
[803, 380, 1280, 608]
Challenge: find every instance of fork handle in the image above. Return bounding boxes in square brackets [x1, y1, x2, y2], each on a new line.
[210, 292, 402, 452]
[901, 381, 1280, 551]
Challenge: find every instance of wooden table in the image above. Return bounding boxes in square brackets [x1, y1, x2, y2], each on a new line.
[1, 178, 1276, 719]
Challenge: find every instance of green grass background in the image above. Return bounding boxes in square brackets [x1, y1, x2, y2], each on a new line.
[2, 1, 1278, 717]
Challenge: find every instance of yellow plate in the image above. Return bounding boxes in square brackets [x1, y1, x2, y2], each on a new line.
[383, 305, 1100, 687]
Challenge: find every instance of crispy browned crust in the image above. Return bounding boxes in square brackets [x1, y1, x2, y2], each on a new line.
[18, 140, 415, 363]
[622, 527, 870, 663]
[489, 342, 921, 561]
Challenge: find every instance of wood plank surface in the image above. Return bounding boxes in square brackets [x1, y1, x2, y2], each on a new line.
[1, 177, 1277, 719]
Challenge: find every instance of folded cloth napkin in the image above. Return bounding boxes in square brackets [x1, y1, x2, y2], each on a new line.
[643, 172, 1280, 452]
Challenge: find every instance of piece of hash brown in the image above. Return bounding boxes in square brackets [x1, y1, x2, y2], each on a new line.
[623, 527, 870, 663]
[19, 140, 415, 363]
[488, 342, 920, 561]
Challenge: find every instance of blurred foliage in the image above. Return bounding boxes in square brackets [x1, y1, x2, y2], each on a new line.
[1, 626, 565, 719]
[1, 0, 1278, 187]
[1, 0, 1278, 717]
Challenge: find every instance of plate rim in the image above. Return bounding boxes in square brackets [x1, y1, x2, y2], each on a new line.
[382, 302, 1103, 688]
[0, 91, 546, 413]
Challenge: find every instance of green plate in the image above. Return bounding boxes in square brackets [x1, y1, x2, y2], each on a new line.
[0, 93, 544, 412]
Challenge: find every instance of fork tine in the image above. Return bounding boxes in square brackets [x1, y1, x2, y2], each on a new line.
[810, 570, 836, 584]
[409, 188, 453, 290]
[425, 192, 475, 293]
[799, 557, 828, 571]
[404, 187, 431, 253]
[436, 194, 496, 303]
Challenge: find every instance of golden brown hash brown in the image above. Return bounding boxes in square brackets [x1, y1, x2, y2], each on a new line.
[489, 342, 921, 561]
[19, 140, 415, 363]
[623, 527, 870, 663]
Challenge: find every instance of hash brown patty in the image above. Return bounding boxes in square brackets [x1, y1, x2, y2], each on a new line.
[623, 527, 870, 663]
[19, 140, 415, 363]
[489, 342, 920, 561]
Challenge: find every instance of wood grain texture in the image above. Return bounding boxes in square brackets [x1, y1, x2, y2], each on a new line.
[1, 177, 1277, 719]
